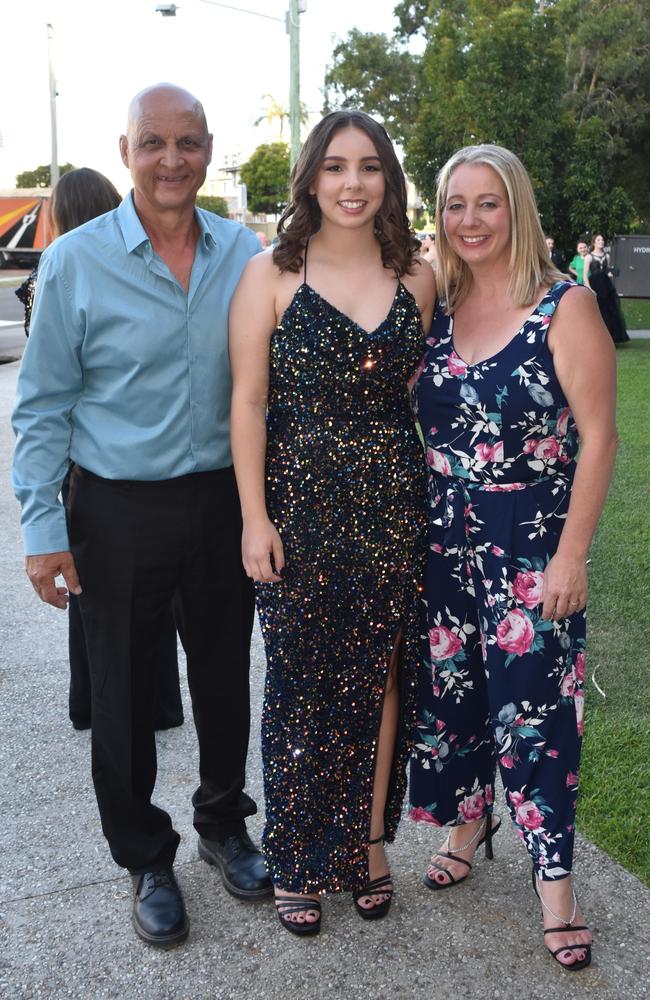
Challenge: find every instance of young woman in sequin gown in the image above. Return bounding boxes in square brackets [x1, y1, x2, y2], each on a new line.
[409, 145, 617, 970]
[230, 110, 435, 935]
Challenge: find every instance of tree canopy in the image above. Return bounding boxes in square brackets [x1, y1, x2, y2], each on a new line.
[15, 163, 75, 188]
[324, 0, 650, 249]
[240, 143, 290, 216]
[196, 195, 229, 218]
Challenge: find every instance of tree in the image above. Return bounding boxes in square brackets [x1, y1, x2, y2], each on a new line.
[254, 94, 309, 138]
[196, 195, 229, 218]
[559, 0, 650, 142]
[15, 163, 75, 188]
[406, 2, 568, 225]
[324, 0, 650, 244]
[240, 143, 290, 216]
[557, 0, 650, 228]
[324, 29, 419, 146]
[563, 116, 636, 238]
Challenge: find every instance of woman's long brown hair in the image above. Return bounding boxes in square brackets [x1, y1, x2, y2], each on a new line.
[273, 109, 419, 277]
[49, 167, 121, 238]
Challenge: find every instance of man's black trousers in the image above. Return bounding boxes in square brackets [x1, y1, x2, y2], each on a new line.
[67, 464, 256, 873]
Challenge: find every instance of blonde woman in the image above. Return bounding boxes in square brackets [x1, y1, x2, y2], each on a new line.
[409, 144, 617, 971]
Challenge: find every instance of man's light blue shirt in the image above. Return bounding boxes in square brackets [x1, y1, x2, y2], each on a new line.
[12, 192, 259, 556]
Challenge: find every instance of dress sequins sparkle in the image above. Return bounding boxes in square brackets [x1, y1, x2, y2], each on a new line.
[257, 270, 427, 894]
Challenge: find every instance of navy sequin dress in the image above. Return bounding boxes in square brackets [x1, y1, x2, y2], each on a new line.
[257, 250, 427, 893]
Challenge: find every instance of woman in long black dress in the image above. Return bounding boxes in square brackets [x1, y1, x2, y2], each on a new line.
[230, 110, 435, 935]
[584, 233, 629, 345]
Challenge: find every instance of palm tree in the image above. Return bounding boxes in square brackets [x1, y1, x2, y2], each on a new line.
[254, 94, 310, 138]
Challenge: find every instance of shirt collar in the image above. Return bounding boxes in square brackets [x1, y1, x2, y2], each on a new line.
[117, 191, 217, 254]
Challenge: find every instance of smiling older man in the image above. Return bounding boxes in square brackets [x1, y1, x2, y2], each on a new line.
[12, 84, 271, 946]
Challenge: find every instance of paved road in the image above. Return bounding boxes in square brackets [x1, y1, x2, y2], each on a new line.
[0, 277, 28, 360]
[1, 354, 649, 1000]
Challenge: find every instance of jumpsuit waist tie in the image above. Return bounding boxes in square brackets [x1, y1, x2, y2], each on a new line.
[427, 470, 573, 551]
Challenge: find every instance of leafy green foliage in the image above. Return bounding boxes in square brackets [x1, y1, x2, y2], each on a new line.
[563, 117, 636, 238]
[407, 1, 568, 222]
[15, 163, 75, 188]
[196, 195, 229, 218]
[324, 0, 650, 247]
[240, 142, 290, 216]
[560, 0, 650, 144]
[324, 29, 419, 145]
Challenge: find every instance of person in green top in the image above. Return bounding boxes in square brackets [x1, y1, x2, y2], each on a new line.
[568, 239, 588, 285]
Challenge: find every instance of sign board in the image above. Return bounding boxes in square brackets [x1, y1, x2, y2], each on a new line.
[610, 235, 650, 299]
[0, 190, 51, 266]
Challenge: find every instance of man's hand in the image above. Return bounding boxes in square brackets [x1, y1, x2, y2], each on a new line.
[25, 551, 82, 609]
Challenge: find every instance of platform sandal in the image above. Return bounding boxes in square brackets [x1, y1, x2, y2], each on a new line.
[274, 894, 321, 937]
[353, 835, 394, 920]
[423, 814, 502, 890]
[532, 869, 592, 971]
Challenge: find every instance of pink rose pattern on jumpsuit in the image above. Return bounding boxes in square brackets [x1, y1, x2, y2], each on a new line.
[409, 283, 587, 880]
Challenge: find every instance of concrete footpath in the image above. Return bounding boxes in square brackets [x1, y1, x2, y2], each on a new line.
[1, 358, 649, 1000]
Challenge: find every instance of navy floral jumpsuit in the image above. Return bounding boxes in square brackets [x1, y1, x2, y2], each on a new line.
[409, 281, 586, 881]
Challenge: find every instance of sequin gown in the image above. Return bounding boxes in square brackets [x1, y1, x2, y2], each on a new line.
[257, 257, 427, 894]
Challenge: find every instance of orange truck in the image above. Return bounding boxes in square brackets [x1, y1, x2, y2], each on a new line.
[0, 189, 52, 268]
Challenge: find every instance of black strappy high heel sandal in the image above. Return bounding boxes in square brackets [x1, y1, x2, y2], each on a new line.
[423, 814, 502, 890]
[532, 868, 592, 971]
[274, 894, 322, 937]
[353, 835, 394, 920]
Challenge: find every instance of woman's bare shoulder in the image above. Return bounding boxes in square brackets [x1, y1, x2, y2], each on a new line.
[402, 257, 436, 309]
[241, 247, 279, 281]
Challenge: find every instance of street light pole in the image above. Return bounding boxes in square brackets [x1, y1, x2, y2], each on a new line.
[288, 0, 301, 169]
[155, 1, 305, 165]
[47, 23, 59, 187]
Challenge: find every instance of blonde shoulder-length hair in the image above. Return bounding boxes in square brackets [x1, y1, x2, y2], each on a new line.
[435, 144, 566, 313]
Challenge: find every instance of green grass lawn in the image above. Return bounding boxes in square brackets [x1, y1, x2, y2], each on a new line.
[621, 298, 650, 329]
[577, 338, 650, 885]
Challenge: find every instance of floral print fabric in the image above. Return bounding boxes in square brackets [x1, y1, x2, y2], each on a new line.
[409, 281, 586, 880]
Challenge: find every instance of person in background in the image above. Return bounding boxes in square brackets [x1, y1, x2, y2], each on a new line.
[255, 231, 271, 249]
[14, 267, 38, 337]
[14, 170, 123, 337]
[584, 233, 630, 345]
[568, 238, 588, 286]
[420, 232, 437, 269]
[545, 235, 564, 271]
[410, 144, 617, 972]
[13, 85, 271, 948]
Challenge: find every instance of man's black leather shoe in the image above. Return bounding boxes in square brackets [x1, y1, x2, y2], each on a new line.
[198, 831, 272, 900]
[132, 868, 189, 946]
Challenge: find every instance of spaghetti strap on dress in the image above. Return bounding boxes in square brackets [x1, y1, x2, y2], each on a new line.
[256, 243, 427, 893]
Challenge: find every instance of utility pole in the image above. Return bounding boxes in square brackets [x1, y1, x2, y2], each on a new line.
[288, 0, 303, 169]
[47, 23, 59, 187]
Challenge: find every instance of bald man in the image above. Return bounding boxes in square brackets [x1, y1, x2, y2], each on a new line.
[13, 84, 271, 946]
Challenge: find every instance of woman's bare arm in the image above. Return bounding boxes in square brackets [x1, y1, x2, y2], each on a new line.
[543, 286, 618, 619]
[229, 252, 285, 583]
